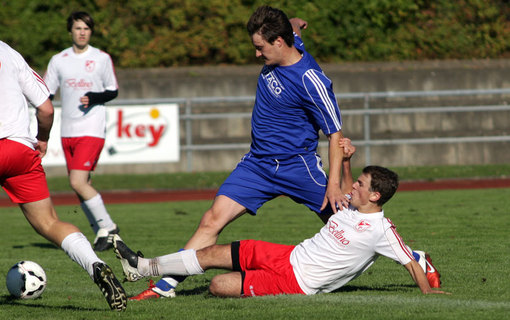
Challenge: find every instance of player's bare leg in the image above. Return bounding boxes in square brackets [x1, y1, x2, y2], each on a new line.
[114, 240, 233, 279]
[21, 198, 127, 310]
[69, 169, 98, 200]
[116, 241, 243, 298]
[20, 198, 79, 245]
[129, 196, 246, 300]
[195, 244, 234, 269]
[184, 195, 247, 250]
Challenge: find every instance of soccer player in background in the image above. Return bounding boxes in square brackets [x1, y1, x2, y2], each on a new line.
[44, 11, 120, 251]
[0, 40, 126, 311]
[114, 139, 445, 297]
[129, 5, 347, 300]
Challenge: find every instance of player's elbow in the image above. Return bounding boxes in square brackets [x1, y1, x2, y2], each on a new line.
[37, 99, 55, 118]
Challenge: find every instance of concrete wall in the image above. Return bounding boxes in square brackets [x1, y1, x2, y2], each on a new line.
[114, 59, 510, 99]
[44, 59, 510, 176]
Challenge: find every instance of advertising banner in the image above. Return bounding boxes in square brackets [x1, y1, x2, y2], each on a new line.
[30, 104, 180, 166]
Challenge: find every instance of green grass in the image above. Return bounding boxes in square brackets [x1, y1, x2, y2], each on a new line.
[1, 187, 510, 319]
[43, 163, 510, 192]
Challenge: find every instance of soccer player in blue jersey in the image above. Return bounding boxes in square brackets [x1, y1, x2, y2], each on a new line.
[130, 5, 348, 300]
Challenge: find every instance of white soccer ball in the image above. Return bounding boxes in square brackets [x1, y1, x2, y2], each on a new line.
[6, 261, 47, 299]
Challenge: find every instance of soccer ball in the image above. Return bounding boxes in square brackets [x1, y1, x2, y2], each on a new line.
[6, 261, 47, 299]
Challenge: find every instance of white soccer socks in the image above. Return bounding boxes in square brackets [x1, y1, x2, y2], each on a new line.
[81, 193, 116, 232]
[137, 249, 204, 277]
[61, 232, 102, 278]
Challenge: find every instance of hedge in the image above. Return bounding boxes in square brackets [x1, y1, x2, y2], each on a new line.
[1, 0, 509, 70]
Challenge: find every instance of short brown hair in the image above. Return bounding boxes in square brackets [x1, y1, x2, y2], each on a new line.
[246, 5, 294, 47]
[67, 11, 94, 33]
[362, 166, 399, 206]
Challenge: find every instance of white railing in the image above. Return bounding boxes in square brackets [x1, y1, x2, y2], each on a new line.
[109, 88, 510, 171]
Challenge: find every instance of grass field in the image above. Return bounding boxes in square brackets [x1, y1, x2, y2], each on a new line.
[0, 186, 509, 319]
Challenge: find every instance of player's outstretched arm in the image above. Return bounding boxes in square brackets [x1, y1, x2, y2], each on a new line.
[289, 18, 307, 37]
[339, 138, 355, 195]
[321, 131, 350, 212]
[404, 260, 450, 295]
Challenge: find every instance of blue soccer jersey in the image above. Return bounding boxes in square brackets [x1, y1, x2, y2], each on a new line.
[250, 35, 342, 157]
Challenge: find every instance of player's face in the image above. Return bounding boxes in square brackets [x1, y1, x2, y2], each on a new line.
[70, 19, 91, 50]
[251, 33, 282, 65]
[350, 173, 374, 208]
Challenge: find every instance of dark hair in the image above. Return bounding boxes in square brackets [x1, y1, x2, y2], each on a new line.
[362, 166, 399, 206]
[67, 11, 94, 33]
[246, 5, 294, 47]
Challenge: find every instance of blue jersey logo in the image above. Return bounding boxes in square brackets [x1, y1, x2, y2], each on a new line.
[262, 69, 285, 98]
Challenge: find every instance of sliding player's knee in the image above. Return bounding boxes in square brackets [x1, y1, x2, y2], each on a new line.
[209, 273, 242, 298]
[208, 276, 233, 297]
[208, 277, 222, 296]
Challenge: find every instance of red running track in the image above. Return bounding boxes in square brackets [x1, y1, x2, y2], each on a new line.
[1, 178, 509, 207]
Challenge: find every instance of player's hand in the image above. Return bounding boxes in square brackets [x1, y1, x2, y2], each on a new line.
[289, 18, 308, 30]
[35, 140, 48, 158]
[321, 185, 350, 212]
[339, 138, 356, 160]
[80, 95, 90, 108]
[425, 289, 451, 295]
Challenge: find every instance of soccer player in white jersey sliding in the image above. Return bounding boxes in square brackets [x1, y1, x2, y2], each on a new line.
[113, 139, 447, 297]
[44, 11, 120, 251]
[129, 5, 348, 301]
[0, 40, 126, 310]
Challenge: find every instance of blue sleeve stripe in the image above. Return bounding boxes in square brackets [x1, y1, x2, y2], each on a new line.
[304, 69, 342, 132]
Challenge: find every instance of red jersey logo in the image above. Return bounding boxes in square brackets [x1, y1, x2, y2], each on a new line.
[355, 220, 371, 232]
[328, 220, 350, 246]
[85, 60, 95, 72]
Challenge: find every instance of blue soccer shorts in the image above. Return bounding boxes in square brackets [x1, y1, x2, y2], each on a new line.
[217, 152, 332, 215]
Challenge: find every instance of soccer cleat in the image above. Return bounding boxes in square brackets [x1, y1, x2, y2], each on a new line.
[414, 250, 441, 288]
[112, 234, 145, 282]
[92, 262, 127, 311]
[128, 279, 176, 301]
[94, 226, 120, 252]
[424, 252, 441, 288]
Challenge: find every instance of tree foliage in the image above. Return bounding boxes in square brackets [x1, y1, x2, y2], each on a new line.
[1, 0, 509, 70]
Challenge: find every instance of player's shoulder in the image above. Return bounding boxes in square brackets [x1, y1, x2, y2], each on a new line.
[301, 67, 331, 88]
[90, 46, 113, 60]
[0, 41, 20, 57]
[381, 216, 397, 229]
[51, 47, 73, 60]
[0, 41, 28, 68]
[0, 41, 14, 58]
[0, 40, 9, 50]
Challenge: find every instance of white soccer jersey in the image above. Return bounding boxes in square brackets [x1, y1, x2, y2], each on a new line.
[44, 45, 117, 138]
[0, 41, 50, 149]
[290, 206, 414, 295]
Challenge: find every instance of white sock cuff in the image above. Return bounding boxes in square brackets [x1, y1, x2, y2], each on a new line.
[83, 193, 103, 206]
[181, 249, 204, 275]
[82, 193, 115, 231]
[80, 202, 99, 233]
[61, 232, 102, 278]
[61, 232, 87, 249]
